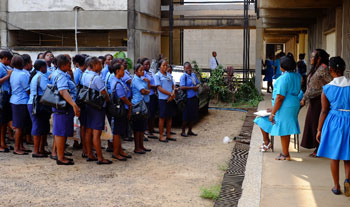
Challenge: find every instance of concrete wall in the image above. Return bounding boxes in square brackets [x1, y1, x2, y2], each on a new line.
[183, 29, 256, 69]
[8, 0, 127, 11]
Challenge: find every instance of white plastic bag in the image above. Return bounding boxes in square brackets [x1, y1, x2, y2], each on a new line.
[101, 116, 113, 141]
[223, 136, 232, 144]
[68, 117, 80, 141]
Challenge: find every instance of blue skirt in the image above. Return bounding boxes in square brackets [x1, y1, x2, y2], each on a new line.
[52, 107, 74, 137]
[183, 96, 199, 122]
[0, 102, 11, 124]
[113, 116, 127, 136]
[11, 104, 30, 128]
[132, 118, 146, 132]
[148, 95, 158, 118]
[270, 106, 300, 136]
[254, 116, 272, 134]
[79, 104, 87, 126]
[159, 99, 174, 119]
[85, 105, 105, 130]
[27, 104, 50, 136]
[317, 110, 350, 160]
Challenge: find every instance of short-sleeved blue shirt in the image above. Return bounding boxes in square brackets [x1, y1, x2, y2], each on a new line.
[53, 69, 77, 101]
[122, 70, 132, 97]
[0, 62, 11, 93]
[9, 68, 30, 104]
[274, 59, 282, 79]
[111, 77, 129, 109]
[143, 71, 155, 96]
[28, 71, 49, 104]
[131, 76, 146, 105]
[82, 70, 106, 92]
[101, 65, 109, 80]
[180, 72, 200, 98]
[46, 65, 56, 78]
[154, 71, 174, 100]
[74, 68, 83, 85]
[105, 72, 117, 94]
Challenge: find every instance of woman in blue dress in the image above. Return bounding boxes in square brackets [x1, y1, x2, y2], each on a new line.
[316, 57, 350, 196]
[154, 60, 176, 142]
[0, 51, 12, 153]
[43, 51, 55, 77]
[10, 55, 31, 155]
[263, 54, 274, 93]
[180, 62, 200, 137]
[51, 55, 80, 165]
[254, 54, 301, 160]
[131, 64, 151, 154]
[27, 59, 51, 158]
[82, 57, 112, 165]
[110, 62, 132, 160]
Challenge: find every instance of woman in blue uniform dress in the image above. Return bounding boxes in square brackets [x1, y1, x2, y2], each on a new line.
[51, 55, 80, 165]
[254, 54, 301, 160]
[110, 62, 132, 160]
[0, 51, 13, 153]
[101, 54, 113, 80]
[121, 59, 133, 142]
[316, 57, 350, 196]
[43, 51, 55, 78]
[131, 64, 151, 154]
[154, 60, 176, 142]
[10, 55, 31, 155]
[180, 62, 200, 137]
[263, 54, 274, 93]
[82, 57, 112, 165]
[27, 59, 51, 158]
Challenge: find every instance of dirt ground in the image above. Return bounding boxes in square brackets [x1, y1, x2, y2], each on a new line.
[0, 110, 245, 207]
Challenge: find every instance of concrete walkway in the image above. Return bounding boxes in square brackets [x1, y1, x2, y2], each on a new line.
[239, 93, 349, 207]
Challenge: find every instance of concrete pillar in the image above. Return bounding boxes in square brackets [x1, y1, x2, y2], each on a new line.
[255, 19, 263, 92]
[335, 7, 342, 56]
[127, 0, 136, 66]
[0, 0, 8, 48]
[342, 0, 350, 77]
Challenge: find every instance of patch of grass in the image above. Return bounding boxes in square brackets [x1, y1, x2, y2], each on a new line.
[217, 163, 229, 172]
[200, 184, 221, 200]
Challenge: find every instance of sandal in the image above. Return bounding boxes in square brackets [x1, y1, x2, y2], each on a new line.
[275, 153, 290, 161]
[260, 142, 272, 152]
[345, 179, 350, 197]
[332, 188, 342, 195]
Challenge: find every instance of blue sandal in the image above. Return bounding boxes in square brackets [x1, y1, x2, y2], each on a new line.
[332, 187, 341, 195]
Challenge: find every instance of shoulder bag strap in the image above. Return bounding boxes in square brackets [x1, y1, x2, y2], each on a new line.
[88, 75, 97, 89]
[78, 71, 84, 86]
[36, 75, 41, 96]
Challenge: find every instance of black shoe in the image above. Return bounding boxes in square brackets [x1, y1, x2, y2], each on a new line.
[112, 155, 127, 161]
[0, 148, 10, 153]
[56, 160, 74, 165]
[134, 150, 146, 154]
[181, 133, 188, 137]
[82, 153, 88, 158]
[64, 151, 73, 156]
[50, 154, 57, 160]
[142, 148, 152, 152]
[123, 137, 133, 142]
[144, 137, 149, 142]
[106, 147, 113, 152]
[188, 132, 198, 136]
[121, 154, 132, 159]
[167, 137, 177, 141]
[13, 151, 28, 155]
[32, 153, 48, 158]
[159, 139, 168, 143]
[147, 135, 158, 139]
[96, 159, 113, 165]
[86, 157, 98, 162]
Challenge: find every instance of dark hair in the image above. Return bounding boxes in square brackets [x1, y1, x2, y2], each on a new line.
[0, 50, 13, 60]
[56, 54, 70, 68]
[43, 50, 53, 59]
[104, 54, 113, 59]
[280, 53, 296, 72]
[11, 55, 24, 69]
[141, 57, 149, 65]
[73, 54, 86, 67]
[309, 49, 330, 76]
[34, 59, 47, 71]
[299, 53, 305, 60]
[183, 61, 191, 68]
[37, 52, 44, 59]
[329, 56, 346, 75]
[279, 52, 286, 57]
[21, 54, 32, 66]
[134, 63, 143, 72]
[98, 56, 105, 65]
[111, 62, 123, 74]
[88, 57, 100, 69]
[158, 59, 167, 69]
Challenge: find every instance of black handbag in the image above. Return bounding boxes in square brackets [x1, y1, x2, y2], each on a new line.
[40, 74, 67, 109]
[174, 75, 187, 111]
[0, 87, 10, 111]
[107, 81, 127, 118]
[32, 75, 51, 115]
[75, 74, 85, 107]
[77, 75, 105, 110]
[131, 100, 148, 120]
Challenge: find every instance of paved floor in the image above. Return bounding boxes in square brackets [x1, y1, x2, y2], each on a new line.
[259, 93, 349, 207]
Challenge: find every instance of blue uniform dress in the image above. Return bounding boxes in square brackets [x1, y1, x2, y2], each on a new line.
[273, 59, 282, 79]
[10, 68, 30, 128]
[27, 71, 51, 135]
[131, 75, 147, 132]
[0, 62, 11, 124]
[122, 70, 132, 98]
[144, 70, 157, 119]
[46, 65, 56, 78]
[52, 69, 76, 137]
[100, 65, 109, 80]
[73, 68, 83, 85]
[111, 78, 129, 136]
[317, 77, 350, 160]
[154, 71, 174, 119]
[82, 70, 106, 130]
[254, 72, 301, 136]
[264, 59, 274, 82]
[180, 72, 200, 122]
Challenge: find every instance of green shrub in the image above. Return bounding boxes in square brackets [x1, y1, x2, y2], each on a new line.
[113, 51, 133, 70]
[208, 65, 232, 102]
[233, 77, 263, 107]
[200, 184, 221, 200]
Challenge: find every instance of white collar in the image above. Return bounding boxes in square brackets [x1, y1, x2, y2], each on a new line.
[327, 76, 350, 87]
